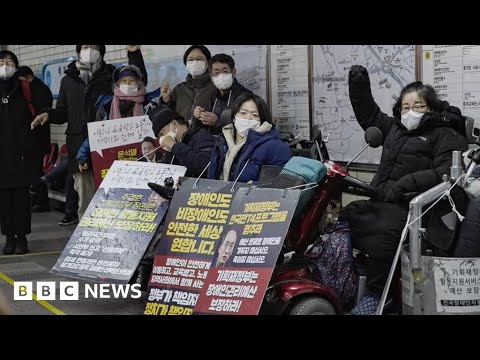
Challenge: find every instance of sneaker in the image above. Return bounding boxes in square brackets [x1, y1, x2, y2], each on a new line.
[59, 214, 79, 226]
[350, 291, 381, 315]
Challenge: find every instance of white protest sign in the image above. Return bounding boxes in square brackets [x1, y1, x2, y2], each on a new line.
[401, 252, 413, 307]
[101, 161, 186, 195]
[88, 116, 156, 157]
[434, 257, 480, 313]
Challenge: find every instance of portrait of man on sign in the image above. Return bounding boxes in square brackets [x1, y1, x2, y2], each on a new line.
[215, 229, 237, 267]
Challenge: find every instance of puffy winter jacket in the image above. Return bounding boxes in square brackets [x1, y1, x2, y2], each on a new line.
[159, 126, 215, 178]
[208, 123, 292, 183]
[347, 65, 469, 254]
[349, 66, 468, 201]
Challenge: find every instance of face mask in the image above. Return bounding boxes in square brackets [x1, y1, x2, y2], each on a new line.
[80, 48, 101, 64]
[212, 73, 233, 91]
[186, 60, 206, 76]
[401, 110, 424, 131]
[159, 124, 177, 151]
[119, 83, 138, 95]
[0, 65, 16, 80]
[234, 116, 260, 137]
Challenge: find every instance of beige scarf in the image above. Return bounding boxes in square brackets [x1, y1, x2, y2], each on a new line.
[221, 122, 272, 181]
[75, 57, 103, 85]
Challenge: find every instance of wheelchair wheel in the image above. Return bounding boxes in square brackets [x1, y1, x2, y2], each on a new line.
[288, 297, 337, 315]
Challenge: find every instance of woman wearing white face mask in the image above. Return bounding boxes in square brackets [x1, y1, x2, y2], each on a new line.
[0, 50, 34, 254]
[158, 45, 217, 125]
[100, 65, 147, 120]
[208, 93, 292, 183]
[76, 65, 150, 176]
[342, 65, 468, 315]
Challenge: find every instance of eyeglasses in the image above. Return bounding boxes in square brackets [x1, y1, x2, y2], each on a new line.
[401, 104, 428, 114]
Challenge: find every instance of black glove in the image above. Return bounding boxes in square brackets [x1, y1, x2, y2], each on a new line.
[348, 65, 370, 84]
[384, 186, 403, 203]
[384, 186, 419, 203]
[348, 65, 370, 81]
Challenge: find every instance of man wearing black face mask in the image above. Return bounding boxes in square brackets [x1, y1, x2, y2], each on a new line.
[0, 50, 34, 254]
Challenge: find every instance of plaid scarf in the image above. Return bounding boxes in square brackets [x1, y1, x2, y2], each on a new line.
[75, 57, 104, 85]
[109, 85, 146, 119]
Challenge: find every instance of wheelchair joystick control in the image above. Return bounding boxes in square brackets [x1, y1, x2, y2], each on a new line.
[164, 177, 174, 188]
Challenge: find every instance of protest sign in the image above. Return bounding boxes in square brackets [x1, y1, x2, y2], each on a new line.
[52, 161, 186, 283]
[144, 179, 300, 315]
[144, 178, 233, 315]
[87, 115, 157, 188]
[194, 187, 300, 315]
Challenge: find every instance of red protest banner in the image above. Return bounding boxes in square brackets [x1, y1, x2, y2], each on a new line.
[143, 178, 300, 315]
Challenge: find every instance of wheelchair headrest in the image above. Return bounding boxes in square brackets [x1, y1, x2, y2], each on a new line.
[219, 108, 232, 128]
[465, 116, 480, 145]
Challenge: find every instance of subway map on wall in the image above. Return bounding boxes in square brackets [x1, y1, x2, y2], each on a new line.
[312, 45, 416, 164]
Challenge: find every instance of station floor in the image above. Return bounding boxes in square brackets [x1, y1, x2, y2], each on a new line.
[0, 211, 146, 315]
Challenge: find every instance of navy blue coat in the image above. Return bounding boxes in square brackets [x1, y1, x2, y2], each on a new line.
[208, 125, 292, 183]
[161, 126, 215, 178]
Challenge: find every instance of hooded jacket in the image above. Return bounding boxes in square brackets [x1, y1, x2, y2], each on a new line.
[208, 123, 292, 183]
[196, 78, 252, 135]
[349, 72, 468, 201]
[347, 70, 469, 254]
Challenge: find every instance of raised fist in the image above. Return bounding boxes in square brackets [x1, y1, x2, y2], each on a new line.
[126, 45, 140, 52]
[161, 81, 171, 103]
[349, 65, 370, 84]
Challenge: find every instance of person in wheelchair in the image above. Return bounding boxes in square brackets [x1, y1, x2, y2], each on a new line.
[208, 93, 292, 183]
[343, 65, 468, 315]
[134, 107, 216, 289]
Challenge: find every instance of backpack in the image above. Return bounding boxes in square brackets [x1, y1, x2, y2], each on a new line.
[19, 79, 36, 117]
[305, 222, 357, 307]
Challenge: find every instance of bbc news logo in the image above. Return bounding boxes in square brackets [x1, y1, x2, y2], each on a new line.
[14, 282, 142, 301]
